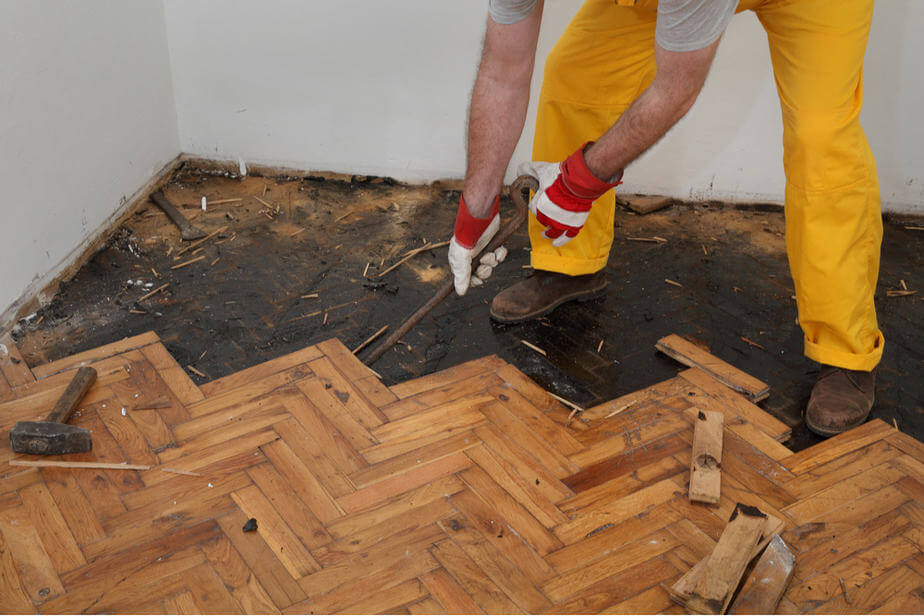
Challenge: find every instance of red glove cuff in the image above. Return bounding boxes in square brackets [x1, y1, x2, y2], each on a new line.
[453, 194, 499, 250]
[560, 142, 623, 200]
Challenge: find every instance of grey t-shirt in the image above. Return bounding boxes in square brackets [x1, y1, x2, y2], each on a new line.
[488, 0, 737, 52]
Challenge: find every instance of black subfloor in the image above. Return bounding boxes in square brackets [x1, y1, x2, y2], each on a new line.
[13, 164, 923, 452]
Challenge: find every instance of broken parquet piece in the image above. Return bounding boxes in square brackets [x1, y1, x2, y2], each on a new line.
[728, 534, 795, 614]
[689, 408, 724, 504]
[656, 334, 770, 402]
[686, 503, 769, 614]
[0, 332, 921, 613]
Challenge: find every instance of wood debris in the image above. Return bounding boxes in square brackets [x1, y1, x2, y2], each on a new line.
[171, 255, 205, 270]
[597, 339, 604, 353]
[665, 278, 683, 288]
[10, 459, 151, 471]
[160, 467, 203, 477]
[174, 225, 228, 258]
[187, 365, 208, 378]
[627, 236, 668, 243]
[352, 325, 388, 355]
[740, 336, 766, 351]
[520, 340, 547, 356]
[301, 293, 319, 299]
[376, 240, 450, 278]
[886, 289, 916, 297]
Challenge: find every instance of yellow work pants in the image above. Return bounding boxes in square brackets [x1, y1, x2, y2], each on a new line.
[532, 0, 884, 371]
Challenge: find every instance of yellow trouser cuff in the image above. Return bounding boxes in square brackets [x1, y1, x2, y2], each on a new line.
[804, 331, 883, 372]
[530, 250, 608, 276]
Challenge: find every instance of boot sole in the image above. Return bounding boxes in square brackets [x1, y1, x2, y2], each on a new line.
[804, 412, 870, 437]
[489, 282, 608, 324]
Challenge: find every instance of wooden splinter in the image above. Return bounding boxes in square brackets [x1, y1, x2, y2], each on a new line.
[689, 409, 723, 504]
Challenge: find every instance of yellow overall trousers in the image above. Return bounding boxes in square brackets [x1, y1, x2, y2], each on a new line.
[531, 0, 884, 371]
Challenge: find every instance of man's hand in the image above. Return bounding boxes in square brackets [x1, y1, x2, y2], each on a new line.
[518, 143, 622, 247]
[449, 195, 501, 296]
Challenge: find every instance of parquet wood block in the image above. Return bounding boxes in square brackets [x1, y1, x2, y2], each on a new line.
[0, 331, 921, 613]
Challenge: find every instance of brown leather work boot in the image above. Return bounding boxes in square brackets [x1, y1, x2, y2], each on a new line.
[804, 365, 876, 437]
[490, 270, 607, 324]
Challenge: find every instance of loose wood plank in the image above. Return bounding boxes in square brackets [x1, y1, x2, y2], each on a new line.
[0, 333, 35, 388]
[689, 409, 723, 504]
[728, 534, 795, 614]
[656, 334, 769, 402]
[686, 503, 770, 614]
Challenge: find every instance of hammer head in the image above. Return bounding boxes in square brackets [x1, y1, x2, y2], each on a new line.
[10, 421, 92, 455]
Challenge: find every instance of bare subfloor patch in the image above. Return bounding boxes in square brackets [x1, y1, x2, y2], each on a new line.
[12, 162, 923, 451]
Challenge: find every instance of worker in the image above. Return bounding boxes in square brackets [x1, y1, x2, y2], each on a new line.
[448, 0, 882, 437]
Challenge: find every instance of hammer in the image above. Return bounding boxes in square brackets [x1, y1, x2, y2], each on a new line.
[10, 366, 96, 455]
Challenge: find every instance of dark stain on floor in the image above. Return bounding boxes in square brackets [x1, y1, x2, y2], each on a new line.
[12, 161, 923, 451]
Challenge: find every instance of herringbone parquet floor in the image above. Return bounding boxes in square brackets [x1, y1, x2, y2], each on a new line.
[1, 331, 922, 614]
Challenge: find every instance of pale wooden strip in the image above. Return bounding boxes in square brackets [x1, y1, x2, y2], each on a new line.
[728, 534, 795, 614]
[9, 459, 150, 470]
[689, 409, 723, 504]
[656, 334, 769, 401]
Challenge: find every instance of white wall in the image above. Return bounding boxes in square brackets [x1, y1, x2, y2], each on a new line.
[0, 1, 179, 318]
[165, 0, 923, 213]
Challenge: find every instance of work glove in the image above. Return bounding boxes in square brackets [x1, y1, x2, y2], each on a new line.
[518, 142, 623, 247]
[449, 195, 508, 296]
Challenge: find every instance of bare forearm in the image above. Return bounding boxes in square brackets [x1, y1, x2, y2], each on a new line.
[584, 40, 720, 182]
[463, 12, 542, 218]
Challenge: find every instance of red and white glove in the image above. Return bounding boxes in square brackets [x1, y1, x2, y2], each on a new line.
[449, 195, 508, 296]
[518, 142, 622, 247]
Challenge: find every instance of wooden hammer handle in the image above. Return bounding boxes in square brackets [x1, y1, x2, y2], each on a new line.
[46, 367, 97, 424]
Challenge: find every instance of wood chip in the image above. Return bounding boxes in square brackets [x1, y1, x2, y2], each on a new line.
[627, 236, 668, 243]
[187, 365, 208, 378]
[549, 391, 583, 413]
[128, 309, 147, 315]
[135, 282, 170, 303]
[352, 325, 388, 355]
[604, 401, 636, 419]
[289, 227, 305, 237]
[210, 257, 220, 267]
[740, 336, 766, 351]
[160, 467, 203, 477]
[904, 225, 924, 231]
[665, 278, 683, 288]
[886, 290, 916, 297]
[335, 210, 355, 222]
[205, 198, 242, 205]
[322, 311, 328, 325]
[174, 225, 228, 257]
[301, 293, 319, 299]
[597, 339, 604, 353]
[900, 279, 908, 290]
[10, 459, 150, 471]
[376, 240, 451, 278]
[702, 244, 708, 256]
[521, 340, 547, 356]
[171, 255, 205, 270]
[363, 262, 370, 278]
